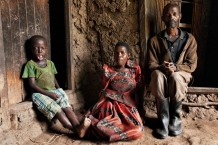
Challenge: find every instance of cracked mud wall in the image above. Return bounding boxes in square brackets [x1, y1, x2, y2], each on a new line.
[71, 0, 140, 108]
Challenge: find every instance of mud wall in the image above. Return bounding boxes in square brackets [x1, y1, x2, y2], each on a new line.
[71, 0, 140, 108]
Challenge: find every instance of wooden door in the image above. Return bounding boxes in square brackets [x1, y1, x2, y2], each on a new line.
[0, 0, 50, 107]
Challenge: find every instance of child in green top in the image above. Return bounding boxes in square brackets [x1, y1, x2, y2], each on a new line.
[22, 35, 90, 138]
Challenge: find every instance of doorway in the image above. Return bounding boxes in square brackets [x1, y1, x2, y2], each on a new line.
[49, 0, 67, 89]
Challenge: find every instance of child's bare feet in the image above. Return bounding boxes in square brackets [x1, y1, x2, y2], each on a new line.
[50, 119, 73, 134]
[76, 117, 91, 138]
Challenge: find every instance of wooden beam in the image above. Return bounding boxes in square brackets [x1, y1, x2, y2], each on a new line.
[179, 23, 192, 28]
[188, 87, 218, 94]
[64, 0, 74, 90]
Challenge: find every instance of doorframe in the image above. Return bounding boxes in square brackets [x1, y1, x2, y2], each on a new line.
[64, 0, 74, 91]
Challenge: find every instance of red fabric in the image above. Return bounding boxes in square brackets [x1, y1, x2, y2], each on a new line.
[88, 60, 144, 141]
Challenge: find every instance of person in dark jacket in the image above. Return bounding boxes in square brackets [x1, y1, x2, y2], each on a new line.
[147, 3, 197, 139]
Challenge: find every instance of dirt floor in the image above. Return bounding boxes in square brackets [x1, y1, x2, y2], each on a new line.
[24, 118, 218, 145]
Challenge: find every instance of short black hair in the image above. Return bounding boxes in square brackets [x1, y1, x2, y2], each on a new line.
[29, 35, 47, 47]
[163, 2, 181, 16]
[115, 41, 131, 54]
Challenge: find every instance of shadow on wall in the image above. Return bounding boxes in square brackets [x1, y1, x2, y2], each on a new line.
[77, 61, 102, 110]
[20, 38, 33, 101]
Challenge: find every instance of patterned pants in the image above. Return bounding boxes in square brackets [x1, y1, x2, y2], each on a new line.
[32, 88, 71, 121]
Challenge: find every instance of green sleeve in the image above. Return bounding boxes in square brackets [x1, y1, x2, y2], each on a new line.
[50, 60, 58, 74]
[22, 61, 36, 78]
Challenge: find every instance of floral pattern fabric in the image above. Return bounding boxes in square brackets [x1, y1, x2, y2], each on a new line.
[88, 60, 144, 142]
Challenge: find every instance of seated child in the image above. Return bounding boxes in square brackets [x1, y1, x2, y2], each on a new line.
[22, 35, 91, 138]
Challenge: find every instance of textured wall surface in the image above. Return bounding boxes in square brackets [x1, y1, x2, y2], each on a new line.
[71, 0, 140, 108]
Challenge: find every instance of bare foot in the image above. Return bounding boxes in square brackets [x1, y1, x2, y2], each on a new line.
[77, 117, 91, 138]
[51, 119, 73, 134]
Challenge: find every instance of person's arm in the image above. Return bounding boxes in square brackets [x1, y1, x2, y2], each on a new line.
[148, 39, 178, 76]
[147, 38, 161, 72]
[54, 77, 60, 89]
[28, 77, 59, 100]
[101, 64, 110, 89]
[135, 65, 145, 122]
[176, 34, 198, 73]
[50, 60, 60, 89]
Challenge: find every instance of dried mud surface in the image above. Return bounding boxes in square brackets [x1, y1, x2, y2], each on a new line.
[24, 118, 218, 145]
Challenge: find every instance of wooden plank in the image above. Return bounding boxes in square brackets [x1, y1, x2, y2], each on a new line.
[26, 0, 35, 37]
[0, 3, 9, 108]
[34, 0, 42, 34]
[35, 0, 50, 56]
[155, 0, 165, 32]
[42, 0, 50, 52]
[188, 87, 218, 94]
[7, 0, 23, 105]
[18, 0, 29, 100]
[179, 23, 192, 28]
[1, 0, 15, 106]
[18, 0, 28, 62]
[192, 0, 202, 39]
